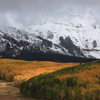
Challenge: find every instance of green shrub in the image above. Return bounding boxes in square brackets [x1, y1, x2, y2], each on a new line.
[65, 77, 79, 87]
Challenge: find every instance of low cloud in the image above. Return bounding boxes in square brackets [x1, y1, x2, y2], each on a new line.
[0, 0, 100, 28]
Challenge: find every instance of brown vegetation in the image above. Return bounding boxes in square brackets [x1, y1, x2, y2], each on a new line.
[20, 60, 100, 100]
[0, 59, 78, 83]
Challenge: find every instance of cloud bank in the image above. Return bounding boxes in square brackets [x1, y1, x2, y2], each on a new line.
[0, 0, 100, 29]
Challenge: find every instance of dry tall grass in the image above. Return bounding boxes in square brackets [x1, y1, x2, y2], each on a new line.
[0, 59, 78, 83]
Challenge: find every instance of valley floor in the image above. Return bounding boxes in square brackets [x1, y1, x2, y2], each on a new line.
[0, 59, 78, 100]
[0, 59, 78, 83]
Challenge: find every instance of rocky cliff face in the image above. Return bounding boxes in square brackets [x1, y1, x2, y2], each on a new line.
[0, 20, 99, 62]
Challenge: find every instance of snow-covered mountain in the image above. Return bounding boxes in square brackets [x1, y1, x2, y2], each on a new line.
[0, 13, 100, 61]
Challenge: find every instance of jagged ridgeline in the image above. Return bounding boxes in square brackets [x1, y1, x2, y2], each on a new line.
[20, 60, 100, 100]
[0, 26, 99, 62]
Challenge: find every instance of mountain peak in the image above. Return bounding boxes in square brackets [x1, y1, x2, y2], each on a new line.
[0, 17, 100, 60]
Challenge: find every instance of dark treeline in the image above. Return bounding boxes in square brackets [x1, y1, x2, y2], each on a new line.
[1, 51, 97, 63]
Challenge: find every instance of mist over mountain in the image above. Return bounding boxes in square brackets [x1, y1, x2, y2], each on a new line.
[0, 0, 100, 28]
[0, 0, 99, 62]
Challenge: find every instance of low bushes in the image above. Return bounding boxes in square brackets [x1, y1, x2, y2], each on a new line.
[20, 60, 100, 100]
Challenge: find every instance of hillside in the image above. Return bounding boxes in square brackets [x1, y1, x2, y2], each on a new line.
[20, 60, 100, 100]
[0, 23, 100, 61]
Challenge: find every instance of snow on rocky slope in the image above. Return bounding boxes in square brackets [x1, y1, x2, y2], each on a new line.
[25, 13, 100, 59]
[0, 12, 100, 60]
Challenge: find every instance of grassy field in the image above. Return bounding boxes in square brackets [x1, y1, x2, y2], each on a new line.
[20, 60, 100, 100]
[0, 59, 78, 84]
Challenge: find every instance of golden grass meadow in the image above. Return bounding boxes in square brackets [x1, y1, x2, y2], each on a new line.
[0, 59, 78, 83]
[0, 59, 100, 100]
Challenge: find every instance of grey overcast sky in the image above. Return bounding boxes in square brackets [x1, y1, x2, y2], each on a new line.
[0, 0, 100, 28]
